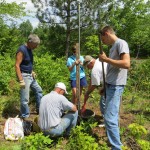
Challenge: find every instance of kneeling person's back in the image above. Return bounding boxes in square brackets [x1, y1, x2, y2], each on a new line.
[38, 82, 78, 137]
[39, 91, 74, 130]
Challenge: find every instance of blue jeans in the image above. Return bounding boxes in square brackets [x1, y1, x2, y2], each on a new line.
[20, 73, 43, 118]
[43, 111, 78, 137]
[99, 95, 106, 117]
[104, 84, 124, 150]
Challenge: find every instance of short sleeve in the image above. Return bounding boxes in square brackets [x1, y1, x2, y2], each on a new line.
[118, 40, 129, 55]
[61, 96, 74, 111]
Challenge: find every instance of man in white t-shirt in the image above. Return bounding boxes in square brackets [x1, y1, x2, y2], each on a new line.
[81, 55, 107, 117]
[38, 82, 78, 137]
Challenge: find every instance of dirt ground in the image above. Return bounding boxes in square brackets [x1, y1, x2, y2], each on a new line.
[0, 102, 135, 149]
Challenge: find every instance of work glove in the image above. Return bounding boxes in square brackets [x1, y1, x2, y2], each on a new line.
[20, 80, 25, 88]
[32, 71, 37, 79]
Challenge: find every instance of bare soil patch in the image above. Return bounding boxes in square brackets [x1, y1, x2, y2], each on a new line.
[0, 102, 135, 149]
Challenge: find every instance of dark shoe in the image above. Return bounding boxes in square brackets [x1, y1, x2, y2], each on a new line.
[23, 120, 33, 135]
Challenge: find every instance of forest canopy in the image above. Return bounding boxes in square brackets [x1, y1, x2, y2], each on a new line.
[0, 0, 150, 58]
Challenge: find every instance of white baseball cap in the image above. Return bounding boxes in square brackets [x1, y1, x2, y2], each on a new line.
[55, 82, 68, 94]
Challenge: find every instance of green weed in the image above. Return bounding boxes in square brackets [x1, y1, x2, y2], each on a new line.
[128, 123, 148, 139]
[137, 140, 150, 150]
[21, 133, 53, 150]
[65, 125, 99, 150]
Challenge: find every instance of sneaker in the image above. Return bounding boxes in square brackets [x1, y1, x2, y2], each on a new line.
[98, 123, 105, 128]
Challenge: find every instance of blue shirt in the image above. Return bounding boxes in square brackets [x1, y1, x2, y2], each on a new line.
[67, 55, 85, 80]
[17, 45, 33, 73]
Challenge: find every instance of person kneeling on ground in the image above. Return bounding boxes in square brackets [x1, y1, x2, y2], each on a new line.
[38, 82, 78, 137]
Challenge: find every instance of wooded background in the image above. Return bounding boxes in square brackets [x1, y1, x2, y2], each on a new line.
[0, 0, 150, 59]
[0, 1, 150, 150]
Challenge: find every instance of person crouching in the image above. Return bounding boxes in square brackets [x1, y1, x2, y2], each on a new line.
[38, 82, 78, 137]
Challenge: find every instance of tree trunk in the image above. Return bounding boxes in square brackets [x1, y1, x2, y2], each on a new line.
[136, 45, 140, 59]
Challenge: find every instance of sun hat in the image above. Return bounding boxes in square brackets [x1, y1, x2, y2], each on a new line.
[83, 55, 93, 66]
[55, 82, 68, 94]
[28, 34, 40, 44]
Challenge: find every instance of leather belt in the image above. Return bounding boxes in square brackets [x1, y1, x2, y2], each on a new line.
[21, 71, 32, 74]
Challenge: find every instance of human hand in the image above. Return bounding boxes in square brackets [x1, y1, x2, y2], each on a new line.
[77, 60, 83, 67]
[81, 93, 89, 115]
[75, 59, 81, 65]
[99, 88, 104, 95]
[32, 71, 37, 79]
[78, 60, 83, 65]
[99, 52, 107, 62]
[20, 80, 25, 88]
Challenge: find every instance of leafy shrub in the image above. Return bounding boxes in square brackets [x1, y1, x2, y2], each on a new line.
[84, 35, 109, 57]
[121, 145, 131, 150]
[126, 59, 150, 98]
[34, 54, 70, 94]
[0, 54, 16, 95]
[79, 117, 98, 134]
[64, 118, 109, 150]
[98, 142, 110, 150]
[65, 125, 99, 150]
[128, 123, 148, 139]
[120, 127, 126, 136]
[137, 140, 150, 150]
[21, 133, 53, 150]
[1, 97, 20, 117]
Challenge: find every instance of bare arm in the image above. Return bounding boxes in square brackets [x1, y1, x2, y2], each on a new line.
[15, 52, 24, 81]
[83, 85, 96, 105]
[81, 84, 96, 114]
[71, 104, 77, 112]
[99, 52, 130, 69]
